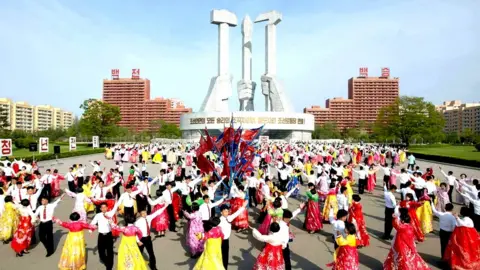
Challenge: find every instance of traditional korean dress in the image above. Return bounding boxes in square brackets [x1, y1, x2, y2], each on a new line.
[82, 181, 96, 213]
[51, 173, 64, 198]
[150, 198, 169, 232]
[65, 189, 91, 222]
[304, 191, 323, 232]
[366, 170, 376, 192]
[183, 210, 205, 256]
[399, 200, 425, 242]
[152, 152, 162, 164]
[435, 186, 450, 212]
[348, 201, 370, 247]
[114, 224, 148, 270]
[416, 193, 433, 234]
[230, 194, 249, 230]
[323, 188, 338, 222]
[105, 148, 113, 160]
[193, 226, 225, 270]
[0, 202, 19, 242]
[383, 217, 430, 270]
[11, 206, 35, 254]
[327, 234, 359, 270]
[258, 206, 283, 235]
[443, 217, 480, 270]
[54, 218, 96, 270]
[252, 228, 284, 270]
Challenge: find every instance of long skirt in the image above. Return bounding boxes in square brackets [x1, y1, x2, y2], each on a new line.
[186, 217, 205, 255]
[304, 200, 323, 232]
[231, 198, 249, 229]
[323, 195, 338, 222]
[416, 201, 433, 234]
[0, 205, 19, 241]
[327, 246, 359, 270]
[117, 235, 148, 270]
[151, 204, 169, 232]
[11, 216, 33, 253]
[444, 226, 480, 270]
[58, 231, 87, 270]
[253, 243, 284, 270]
[194, 238, 224, 270]
[258, 213, 272, 235]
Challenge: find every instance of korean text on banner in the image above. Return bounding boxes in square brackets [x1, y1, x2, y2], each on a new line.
[39, 137, 49, 153]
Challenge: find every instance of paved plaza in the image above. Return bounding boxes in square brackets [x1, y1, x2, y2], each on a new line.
[0, 153, 478, 270]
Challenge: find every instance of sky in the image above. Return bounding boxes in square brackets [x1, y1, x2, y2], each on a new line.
[0, 0, 479, 116]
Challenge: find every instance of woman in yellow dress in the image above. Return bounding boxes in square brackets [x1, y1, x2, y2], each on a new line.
[416, 193, 433, 234]
[152, 151, 162, 164]
[305, 160, 312, 176]
[54, 213, 96, 270]
[105, 147, 113, 160]
[194, 218, 225, 270]
[82, 177, 96, 213]
[323, 183, 339, 222]
[112, 216, 148, 270]
[141, 150, 150, 164]
[0, 195, 19, 243]
[399, 150, 406, 164]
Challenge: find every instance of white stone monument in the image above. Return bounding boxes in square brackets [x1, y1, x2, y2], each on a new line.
[255, 11, 294, 112]
[237, 15, 256, 111]
[199, 9, 238, 112]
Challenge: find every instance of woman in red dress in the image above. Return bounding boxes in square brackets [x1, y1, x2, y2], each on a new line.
[149, 190, 170, 237]
[252, 222, 285, 270]
[230, 184, 249, 231]
[304, 183, 323, 233]
[327, 222, 359, 270]
[443, 207, 480, 270]
[172, 191, 182, 221]
[399, 193, 425, 242]
[383, 208, 430, 270]
[11, 199, 36, 257]
[348, 195, 370, 247]
[51, 169, 64, 198]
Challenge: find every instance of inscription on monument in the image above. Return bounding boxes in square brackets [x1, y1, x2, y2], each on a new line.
[189, 117, 304, 125]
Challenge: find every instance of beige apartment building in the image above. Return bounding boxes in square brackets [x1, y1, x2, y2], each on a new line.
[0, 98, 74, 131]
[436, 100, 480, 134]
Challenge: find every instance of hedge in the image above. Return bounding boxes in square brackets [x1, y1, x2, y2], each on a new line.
[1, 148, 105, 163]
[408, 151, 480, 168]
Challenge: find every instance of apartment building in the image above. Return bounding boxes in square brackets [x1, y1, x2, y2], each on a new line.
[437, 100, 480, 133]
[0, 98, 74, 131]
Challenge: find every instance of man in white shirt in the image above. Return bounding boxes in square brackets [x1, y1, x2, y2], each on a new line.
[90, 160, 101, 173]
[117, 183, 141, 219]
[382, 164, 391, 189]
[337, 186, 349, 211]
[431, 202, 456, 258]
[35, 195, 64, 257]
[75, 164, 85, 186]
[246, 172, 259, 207]
[25, 185, 43, 212]
[177, 175, 202, 212]
[65, 167, 76, 192]
[279, 205, 303, 270]
[137, 177, 159, 214]
[392, 169, 411, 195]
[1, 162, 14, 182]
[39, 169, 53, 200]
[398, 181, 417, 201]
[163, 181, 179, 232]
[90, 201, 119, 270]
[199, 194, 226, 221]
[410, 172, 426, 199]
[383, 183, 397, 240]
[440, 167, 456, 202]
[457, 189, 480, 231]
[219, 201, 247, 269]
[92, 179, 119, 211]
[353, 166, 368, 194]
[8, 180, 25, 203]
[329, 208, 348, 249]
[135, 204, 169, 270]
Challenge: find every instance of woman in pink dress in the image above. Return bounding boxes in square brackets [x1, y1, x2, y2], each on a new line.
[383, 208, 430, 270]
[366, 166, 379, 193]
[183, 203, 205, 257]
[51, 169, 64, 198]
[148, 190, 169, 238]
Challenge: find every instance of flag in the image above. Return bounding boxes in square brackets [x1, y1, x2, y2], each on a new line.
[204, 128, 215, 152]
[197, 154, 214, 173]
[196, 135, 209, 156]
[241, 126, 263, 142]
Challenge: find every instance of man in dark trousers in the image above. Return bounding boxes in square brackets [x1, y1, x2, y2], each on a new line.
[431, 202, 456, 259]
[90, 202, 118, 270]
[135, 204, 168, 270]
[382, 183, 397, 240]
[218, 202, 247, 269]
[35, 195, 63, 257]
[280, 204, 304, 270]
[164, 181, 179, 232]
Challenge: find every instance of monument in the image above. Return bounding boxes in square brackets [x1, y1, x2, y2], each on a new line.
[181, 9, 314, 140]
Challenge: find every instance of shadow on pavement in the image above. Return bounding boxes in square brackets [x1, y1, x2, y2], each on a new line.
[358, 252, 384, 269]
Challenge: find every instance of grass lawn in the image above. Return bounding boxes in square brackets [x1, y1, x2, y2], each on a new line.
[11, 144, 93, 159]
[409, 145, 480, 162]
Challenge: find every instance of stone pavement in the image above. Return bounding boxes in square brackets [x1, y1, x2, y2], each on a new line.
[0, 154, 478, 270]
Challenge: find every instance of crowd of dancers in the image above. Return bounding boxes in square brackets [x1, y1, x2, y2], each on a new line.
[0, 142, 479, 270]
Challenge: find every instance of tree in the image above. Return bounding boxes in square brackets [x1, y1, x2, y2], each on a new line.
[0, 106, 10, 134]
[312, 122, 341, 139]
[151, 120, 181, 139]
[79, 99, 121, 139]
[460, 128, 475, 144]
[373, 96, 445, 146]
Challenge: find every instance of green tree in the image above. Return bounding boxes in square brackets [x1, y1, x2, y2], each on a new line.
[151, 120, 181, 138]
[312, 122, 341, 139]
[79, 99, 121, 139]
[0, 106, 10, 135]
[373, 96, 445, 146]
[460, 128, 475, 144]
[444, 132, 460, 144]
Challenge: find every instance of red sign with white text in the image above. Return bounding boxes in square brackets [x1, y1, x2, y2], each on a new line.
[111, 69, 119, 80]
[132, 69, 140, 79]
[0, 139, 12, 156]
[39, 137, 49, 153]
[381, 67, 390, 77]
[359, 67, 368, 77]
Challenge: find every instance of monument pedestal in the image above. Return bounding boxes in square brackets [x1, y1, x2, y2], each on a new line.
[180, 111, 314, 141]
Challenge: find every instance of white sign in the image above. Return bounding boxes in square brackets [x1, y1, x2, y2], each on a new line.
[39, 137, 49, 153]
[92, 136, 99, 148]
[259, 136, 269, 144]
[69, 137, 77, 151]
[0, 139, 12, 156]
